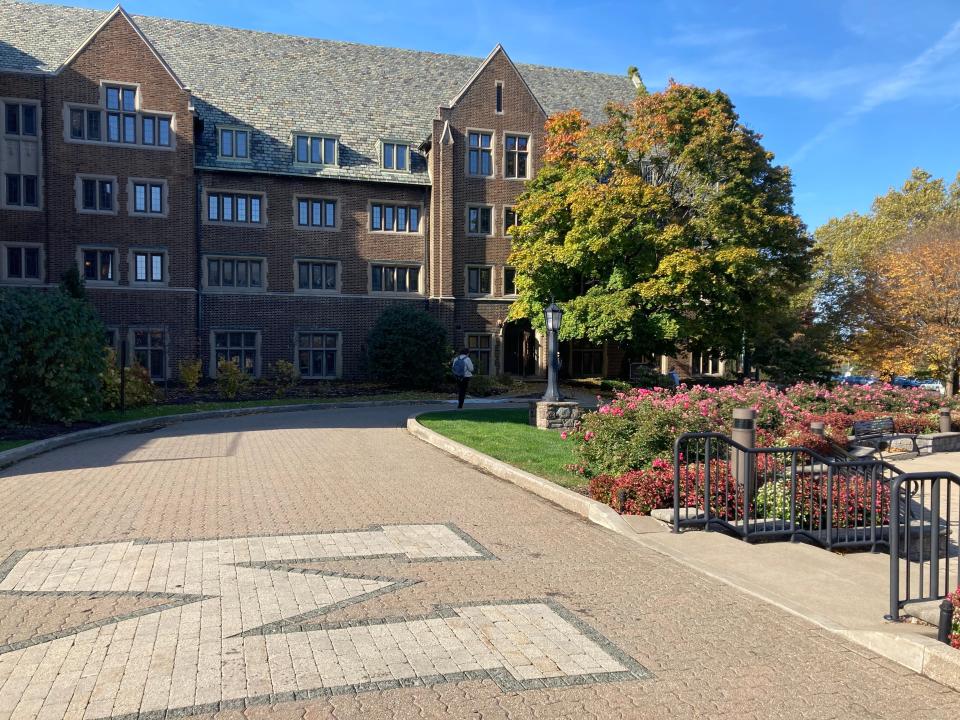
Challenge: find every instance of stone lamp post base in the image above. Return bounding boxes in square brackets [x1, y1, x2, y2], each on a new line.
[529, 401, 582, 431]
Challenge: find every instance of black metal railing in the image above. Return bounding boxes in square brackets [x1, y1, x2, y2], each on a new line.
[888, 471, 960, 623]
[673, 432, 902, 550]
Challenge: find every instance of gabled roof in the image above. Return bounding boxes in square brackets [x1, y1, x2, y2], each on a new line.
[0, 0, 636, 185]
[446, 44, 546, 118]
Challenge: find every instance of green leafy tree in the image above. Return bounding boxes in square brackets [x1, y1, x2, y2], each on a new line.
[508, 80, 811, 370]
[367, 305, 448, 389]
[0, 288, 106, 422]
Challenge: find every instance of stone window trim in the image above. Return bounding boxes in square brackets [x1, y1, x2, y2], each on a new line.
[465, 127, 495, 178]
[465, 204, 494, 237]
[126, 178, 169, 218]
[293, 195, 340, 231]
[495, 81, 504, 115]
[367, 200, 424, 234]
[74, 174, 118, 216]
[294, 329, 343, 380]
[216, 124, 251, 161]
[503, 132, 531, 180]
[127, 247, 168, 287]
[203, 189, 267, 226]
[294, 257, 342, 295]
[464, 332, 494, 376]
[76, 245, 119, 286]
[368, 261, 424, 295]
[127, 326, 169, 380]
[379, 139, 411, 173]
[503, 266, 517, 297]
[3, 98, 40, 138]
[63, 95, 176, 151]
[202, 254, 268, 294]
[291, 132, 340, 167]
[0, 242, 44, 284]
[2, 97, 43, 212]
[104, 326, 120, 354]
[209, 329, 262, 379]
[465, 264, 494, 297]
[503, 206, 520, 237]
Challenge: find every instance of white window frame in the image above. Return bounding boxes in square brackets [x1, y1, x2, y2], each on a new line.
[466, 128, 495, 178]
[380, 140, 410, 172]
[294, 330, 342, 380]
[128, 248, 168, 286]
[465, 264, 493, 297]
[0, 242, 44, 284]
[503, 133, 531, 180]
[77, 246, 118, 286]
[203, 255, 268, 293]
[217, 125, 251, 160]
[466, 205, 493, 237]
[294, 258, 341, 295]
[292, 132, 339, 166]
[368, 261, 423, 295]
[210, 329, 262, 378]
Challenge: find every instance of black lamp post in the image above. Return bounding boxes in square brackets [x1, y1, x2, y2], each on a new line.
[542, 301, 563, 402]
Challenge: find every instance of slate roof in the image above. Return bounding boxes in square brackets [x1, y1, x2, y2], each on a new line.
[0, 0, 637, 185]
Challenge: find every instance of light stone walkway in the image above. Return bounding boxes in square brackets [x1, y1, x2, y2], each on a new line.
[0, 404, 959, 719]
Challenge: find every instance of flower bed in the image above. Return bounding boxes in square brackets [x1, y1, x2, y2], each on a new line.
[569, 381, 952, 516]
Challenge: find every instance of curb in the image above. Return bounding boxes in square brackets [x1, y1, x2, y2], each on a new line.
[405, 413, 960, 692]
[0, 398, 454, 471]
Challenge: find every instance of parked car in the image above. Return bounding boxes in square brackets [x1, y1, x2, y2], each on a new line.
[838, 375, 877, 386]
[892, 376, 923, 388]
[918, 379, 946, 395]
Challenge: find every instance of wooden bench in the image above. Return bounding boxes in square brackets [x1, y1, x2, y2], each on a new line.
[848, 417, 919, 457]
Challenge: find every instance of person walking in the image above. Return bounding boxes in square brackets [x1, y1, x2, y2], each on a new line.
[451, 348, 474, 409]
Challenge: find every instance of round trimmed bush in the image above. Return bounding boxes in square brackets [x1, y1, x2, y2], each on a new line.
[367, 305, 448, 389]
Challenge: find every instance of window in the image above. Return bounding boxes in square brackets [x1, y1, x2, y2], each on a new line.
[132, 251, 164, 283]
[81, 248, 115, 282]
[206, 192, 263, 224]
[467, 131, 493, 176]
[504, 207, 519, 235]
[467, 206, 492, 235]
[5, 174, 37, 207]
[131, 181, 164, 215]
[371, 264, 421, 293]
[503, 267, 517, 296]
[691, 350, 721, 376]
[294, 134, 337, 165]
[206, 257, 264, 290]
[297, 260, 338, 292]
[4, 102, 37, 136]
[78, 177, 115, 213]
[133, 329, 166, 380]
[505, 134, 529, 179]
[495, 82, 503, 113]
[3, 245, 41, 281]
[105, 85, 137, 144]
[297, 332, 339, 379]
[467, 266, 492, 295]
[296, 198, 337, 228]
[570, 340, 604, 377]
[69, 86, 171, 149]
[466, 334, 492, 375]
[219, 127, 250, 159]
[213, 331, 258, 375]
[382, 142, 408, 171]
[370, 203, 420, 232]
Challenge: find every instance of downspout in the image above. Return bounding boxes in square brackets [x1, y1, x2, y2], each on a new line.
[195, 175, 203, 360]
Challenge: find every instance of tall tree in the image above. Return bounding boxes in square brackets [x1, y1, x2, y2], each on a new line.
[508, 80, 811, 368]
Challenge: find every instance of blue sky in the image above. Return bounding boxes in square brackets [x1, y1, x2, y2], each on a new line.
[39, 0, 960, 231]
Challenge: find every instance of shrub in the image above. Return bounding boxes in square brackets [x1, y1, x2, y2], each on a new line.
[270, 359, 300, 397]
[367, 305, 448, 389]
[608, 459, 675, 515]
[588, 474, 617, 505]
[178, 358, 203, 392]
[754, 479, 792, 521]
[466, 374, 511, 397]
[101, 351, 159, 409]
[0, 287, 106, 423]
[949, 587, 960, 650]
[216, 359, 251, 400]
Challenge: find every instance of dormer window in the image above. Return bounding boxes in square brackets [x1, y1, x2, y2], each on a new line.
[219, 127, 250, 159]
[294, 134, 337, 165]
[382, 142, 408, 171]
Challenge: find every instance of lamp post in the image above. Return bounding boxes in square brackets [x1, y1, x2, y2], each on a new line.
[542, 301, 563, 402]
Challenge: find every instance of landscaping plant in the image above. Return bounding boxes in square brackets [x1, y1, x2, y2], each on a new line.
[270, 359, 300, 397]
[101, 350, 159, 409]
[216, 359, 251, 400]
[178, 358, 203, 393]
[367, 305, 448, 390]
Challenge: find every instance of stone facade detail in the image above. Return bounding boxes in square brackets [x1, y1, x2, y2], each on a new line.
[529, 400, 582, 430]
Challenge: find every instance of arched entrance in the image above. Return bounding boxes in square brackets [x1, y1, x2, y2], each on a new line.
[502, 319, 539, 377]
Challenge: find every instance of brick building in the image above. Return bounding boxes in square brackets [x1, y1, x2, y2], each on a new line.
[0, 0, 645, 382]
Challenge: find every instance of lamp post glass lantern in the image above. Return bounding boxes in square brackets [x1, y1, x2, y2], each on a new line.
[543, 302, 563, 401]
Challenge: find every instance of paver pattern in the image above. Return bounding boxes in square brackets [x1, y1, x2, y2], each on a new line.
[1, 404, 960, 719]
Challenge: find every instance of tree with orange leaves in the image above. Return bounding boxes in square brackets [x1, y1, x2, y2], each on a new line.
[508, 78, 811, 371]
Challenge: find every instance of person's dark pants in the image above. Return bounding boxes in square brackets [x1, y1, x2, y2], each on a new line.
[456, 376, 470, 408]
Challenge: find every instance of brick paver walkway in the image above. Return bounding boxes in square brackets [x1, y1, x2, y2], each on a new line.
[1, 404, 958, 719]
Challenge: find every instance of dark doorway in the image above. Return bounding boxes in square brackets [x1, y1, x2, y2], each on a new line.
[503, 320, 538, 377]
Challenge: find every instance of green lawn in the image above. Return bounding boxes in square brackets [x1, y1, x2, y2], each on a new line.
[0, 439, 32, 452]
[418, 408, 583, 488]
